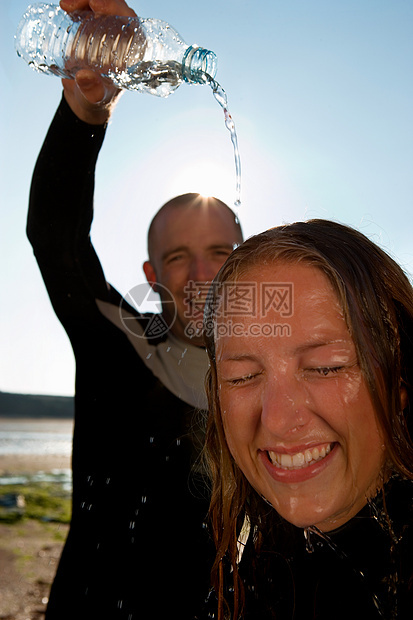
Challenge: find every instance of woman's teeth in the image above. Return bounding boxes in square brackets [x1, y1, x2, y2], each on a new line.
[268, 444, 332, 470]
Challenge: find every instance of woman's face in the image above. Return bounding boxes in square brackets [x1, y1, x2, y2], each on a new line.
[215, 262, 386, 531]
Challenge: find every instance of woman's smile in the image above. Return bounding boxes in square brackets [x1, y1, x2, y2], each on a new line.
[259, 442, 338, 484]
[267, 442, 333, 469]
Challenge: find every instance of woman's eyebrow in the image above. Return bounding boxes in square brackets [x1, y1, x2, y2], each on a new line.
[294, 339, 351, 356]
[218, 353, 259, 363]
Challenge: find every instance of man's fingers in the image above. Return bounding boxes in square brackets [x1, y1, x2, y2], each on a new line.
[74, 69, 118, 104]
[60, 0, 91, 11]
[89, 0, 137, 17]
[60, 0, 137, 17]
[63, 71, 121, 123]
[75, 70, 104, 101]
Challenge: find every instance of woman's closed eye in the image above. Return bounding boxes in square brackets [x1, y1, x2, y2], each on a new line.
[305, 366, 345, 377]
[226, 371, 263, 386]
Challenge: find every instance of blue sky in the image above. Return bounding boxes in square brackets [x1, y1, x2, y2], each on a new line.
[1, 0, 412, 396]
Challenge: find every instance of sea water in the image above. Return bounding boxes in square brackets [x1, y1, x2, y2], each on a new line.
[0, 418, 73, 487]
[0, 419, 73, 457]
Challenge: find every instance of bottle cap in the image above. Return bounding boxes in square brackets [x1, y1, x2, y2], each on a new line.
[182, 45, 217, 83]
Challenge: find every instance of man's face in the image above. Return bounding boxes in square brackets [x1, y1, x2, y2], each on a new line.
[143, 201, 242, 346]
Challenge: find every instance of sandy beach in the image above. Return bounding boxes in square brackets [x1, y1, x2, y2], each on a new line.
[0, 519, 69, 619]
[0, 453, 71, 476]
[0, 427, 72, 619]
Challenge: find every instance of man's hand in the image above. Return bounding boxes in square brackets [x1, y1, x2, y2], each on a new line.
[60, 0, 137, 124]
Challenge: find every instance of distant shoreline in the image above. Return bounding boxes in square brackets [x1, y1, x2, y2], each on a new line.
[0, 391, 74, 419]
[0, 413, 74, 420]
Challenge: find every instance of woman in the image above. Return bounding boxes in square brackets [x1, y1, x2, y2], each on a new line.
[202, 219, 413, 619]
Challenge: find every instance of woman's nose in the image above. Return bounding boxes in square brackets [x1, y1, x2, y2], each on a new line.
[260, 374, 311, 439]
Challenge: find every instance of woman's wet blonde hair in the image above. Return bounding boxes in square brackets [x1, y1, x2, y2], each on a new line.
[202, 219, 413, 618]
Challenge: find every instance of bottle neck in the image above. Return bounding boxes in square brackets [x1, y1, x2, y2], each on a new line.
[182, 45, 217, 84]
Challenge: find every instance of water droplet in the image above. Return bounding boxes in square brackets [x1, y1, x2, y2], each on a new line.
[176, 439, 181, 446]
[106, 477, 111, 484]
[304, 527, 314, 553]
[146, 353, 152, 359]
[367, 493, 399, 544]
[149, 436, 154, 443]
[141, 496, 147, 503]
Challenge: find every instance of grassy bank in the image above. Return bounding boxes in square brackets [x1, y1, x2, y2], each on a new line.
[0, 474, 71, 617]
[0, 475, 71, 524]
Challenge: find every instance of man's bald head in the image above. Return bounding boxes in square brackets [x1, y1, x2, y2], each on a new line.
[147, 193, 243, 264]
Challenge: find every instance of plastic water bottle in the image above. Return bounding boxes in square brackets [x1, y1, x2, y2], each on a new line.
[15, 3, 217, 98]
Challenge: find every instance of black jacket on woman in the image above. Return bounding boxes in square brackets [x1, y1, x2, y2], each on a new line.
[210, 477, 413, 619]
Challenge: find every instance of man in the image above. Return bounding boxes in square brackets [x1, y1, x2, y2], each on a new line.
[27, 1, 243, 618]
